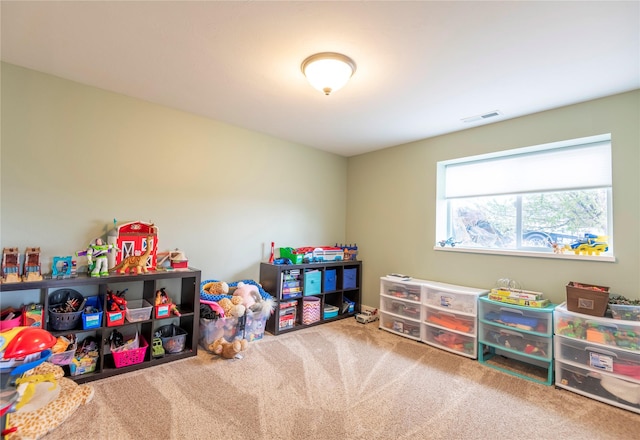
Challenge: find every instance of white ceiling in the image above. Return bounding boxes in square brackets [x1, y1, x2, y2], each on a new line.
[1, 1, 638, 157]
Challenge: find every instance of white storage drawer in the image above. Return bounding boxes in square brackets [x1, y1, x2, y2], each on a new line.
[555, 335, 640, 380]
[380, 296, 421, 321]
[479, 299, 552, 336]
[424, 326, 476, 357]
[481, 325, 552, 361]
[554, 303, 640, 352]
[380, 312, 421, 339]
[424, 308, 475, 336]
[380, 279, 421, 302]
[556, 360, 640, 412]
[423, 285, 478, 314]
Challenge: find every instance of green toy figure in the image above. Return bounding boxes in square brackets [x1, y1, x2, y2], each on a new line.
[86, 238, 117, 277]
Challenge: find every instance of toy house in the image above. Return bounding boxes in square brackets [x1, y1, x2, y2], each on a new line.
[107, 221, 159, 271]
[22, 247, 43, 282]
[1, 247, 21, 283]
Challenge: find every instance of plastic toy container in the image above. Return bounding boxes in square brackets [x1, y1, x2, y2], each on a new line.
[112, 335, 148, 368]
[244, 309, 268, 341]
[609, 303, 640, 321]
[106, 309, 125, 327]
[82, 296, 103, 330]
[0, 311, 21, 331]
[323, 305, 339, 319]
[49, 347, 76, 366]
[125, 299, 153, 323]
[156, 324, 187, 354]
[155, 304, 171, 319]
[48, 289, 85, 331]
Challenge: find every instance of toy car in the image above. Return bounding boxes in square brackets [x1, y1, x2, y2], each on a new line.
[151, 337, 165, 357]
[355, 309, 379, 324]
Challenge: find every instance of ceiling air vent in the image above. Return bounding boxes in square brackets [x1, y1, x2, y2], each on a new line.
[461, 110, 502, 123]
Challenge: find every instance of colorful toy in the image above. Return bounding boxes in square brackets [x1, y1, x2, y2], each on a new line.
[1, 248, 21, 283]
[438, 237, 460, 247]
[50, 256, 74, 279]
[154, 287, 181, 317]
[22, 248, 42, 282]
[107, 220, 158, 271]
[106, 289, 128, 312]
[84, 238, 118, 277]
[208, 337, 248, 359]
[151, 338, 165, 358]
[565, 233, 609, 255]
[109, 236, 153, 274]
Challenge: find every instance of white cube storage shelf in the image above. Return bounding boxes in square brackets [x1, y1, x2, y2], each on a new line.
[379, 277, 488, 359]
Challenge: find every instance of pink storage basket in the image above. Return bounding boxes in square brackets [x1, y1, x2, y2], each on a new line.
[112, 335, 148, 368]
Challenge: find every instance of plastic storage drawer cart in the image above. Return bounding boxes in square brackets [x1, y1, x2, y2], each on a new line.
[379, 276, 487, 359]
[554, 302, 640, 413]
[478, 296, 556, 385]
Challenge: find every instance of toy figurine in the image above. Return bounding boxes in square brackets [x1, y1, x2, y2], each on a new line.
[155, 287, 181, 317]
[86, 238, 118, 277]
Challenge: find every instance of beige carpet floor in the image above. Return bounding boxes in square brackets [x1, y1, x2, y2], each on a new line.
[43, 318, 639, 440]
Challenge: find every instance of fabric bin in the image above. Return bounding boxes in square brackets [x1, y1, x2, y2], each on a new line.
[323, 269, 337, 292]
[302, 296, 321, 325]
[343, 268, 357, 289]
[566, 282, 610, 317]
[304, 270, 322, 296]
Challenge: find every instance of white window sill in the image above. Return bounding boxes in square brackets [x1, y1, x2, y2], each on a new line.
[433, 245, 616, 262]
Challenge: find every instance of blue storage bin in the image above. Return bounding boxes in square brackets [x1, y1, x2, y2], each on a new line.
[343, 268, 357, 289]
[82, 296, 103, 330]
[324, 269, 337, 292]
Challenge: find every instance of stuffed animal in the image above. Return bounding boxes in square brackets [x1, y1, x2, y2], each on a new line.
[6, 362, 94, 440]
[217, 296, 245, 318]
[232, 281, 262, 310]
[209, 337, 248, 359]
[203, 281, 229, 295]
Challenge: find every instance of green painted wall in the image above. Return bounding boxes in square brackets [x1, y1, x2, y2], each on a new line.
[347, 90, 640, 307]
[0, 62, 348, 288]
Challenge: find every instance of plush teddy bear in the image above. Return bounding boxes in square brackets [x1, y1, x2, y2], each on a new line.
[209, 337, 248, 359]
[6, 361, 94, 440]
[203, 281, 229, 295]
[217, 296, 245, 318]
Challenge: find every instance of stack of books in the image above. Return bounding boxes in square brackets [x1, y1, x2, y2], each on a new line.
[488, 287, 550, 308]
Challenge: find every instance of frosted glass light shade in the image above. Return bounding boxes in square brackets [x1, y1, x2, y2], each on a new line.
[301, 53, 356, 96]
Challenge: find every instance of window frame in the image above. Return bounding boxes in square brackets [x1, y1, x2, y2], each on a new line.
[435, 134, 614, 262]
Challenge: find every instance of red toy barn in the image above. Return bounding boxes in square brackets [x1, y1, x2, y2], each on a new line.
[107, 221, 158, 271]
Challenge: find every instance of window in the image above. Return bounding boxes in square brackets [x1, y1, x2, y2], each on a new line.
[435, 134, 612, 257]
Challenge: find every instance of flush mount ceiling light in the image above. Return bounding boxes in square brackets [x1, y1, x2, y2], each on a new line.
[301, 52, 356, 96]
